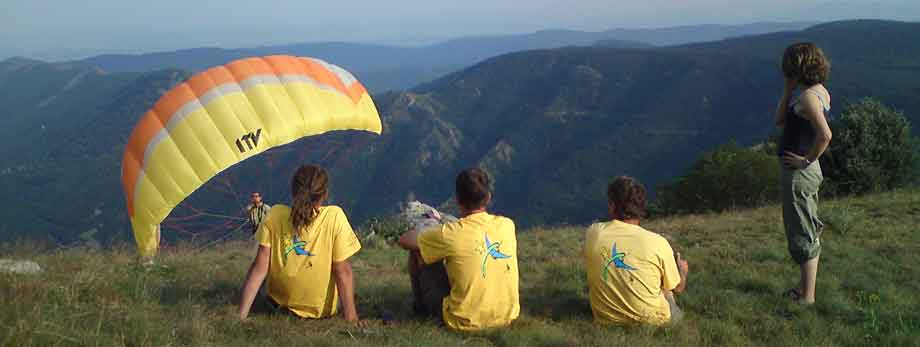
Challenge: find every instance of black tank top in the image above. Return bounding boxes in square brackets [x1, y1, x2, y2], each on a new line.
[779, 90, 829, 157]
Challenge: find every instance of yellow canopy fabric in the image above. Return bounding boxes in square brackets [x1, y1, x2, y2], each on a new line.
[121, 55, 382, 257]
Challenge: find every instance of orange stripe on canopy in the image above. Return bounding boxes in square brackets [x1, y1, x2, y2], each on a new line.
[121, 55, 370, 217]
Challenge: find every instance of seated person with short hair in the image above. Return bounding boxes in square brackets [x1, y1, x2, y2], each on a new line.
[584, 176, 689, 325]
[398, 168, 520, 331]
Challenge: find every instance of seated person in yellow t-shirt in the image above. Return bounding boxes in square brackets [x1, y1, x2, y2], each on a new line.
[584, 176, 689, 326]
[238, 165, 363, 323]
[398, 168, 520, 331]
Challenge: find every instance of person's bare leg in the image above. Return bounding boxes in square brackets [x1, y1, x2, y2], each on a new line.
[664, 291, 683, 324]
[798, 256, 819, 304]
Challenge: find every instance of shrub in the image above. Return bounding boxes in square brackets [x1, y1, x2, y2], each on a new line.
[822, 98, 917, 195]
[657, 142, 780, 214]
[362, 215, 410, 243]
[914, 137, 920, 186]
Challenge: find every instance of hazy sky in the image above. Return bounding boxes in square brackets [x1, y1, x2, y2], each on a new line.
[2, 0, 917, 61]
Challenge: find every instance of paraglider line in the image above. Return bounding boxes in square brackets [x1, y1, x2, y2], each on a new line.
[195, 219, 248, 251]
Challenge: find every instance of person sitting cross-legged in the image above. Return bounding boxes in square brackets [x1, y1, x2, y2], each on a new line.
[584, 176, 689, 326]
[398, 168, 520, 331]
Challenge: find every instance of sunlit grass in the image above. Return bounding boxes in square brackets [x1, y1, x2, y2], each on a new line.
[2, 189, 918, 346]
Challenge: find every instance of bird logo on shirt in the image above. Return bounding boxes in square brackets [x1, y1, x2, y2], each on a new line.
[602, 242, 636, 281]
[481, 234, 512, 278]
[284, 234, 315, 258]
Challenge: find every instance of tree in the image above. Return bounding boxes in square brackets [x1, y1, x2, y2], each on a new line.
[822, 98, 917, 195]
[657, 142, 780, 214]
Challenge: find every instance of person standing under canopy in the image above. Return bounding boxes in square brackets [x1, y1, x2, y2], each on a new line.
[238, 165, 363, 323]
[398, 168, 520, 331]
[584, 176, 689, 326]
[247, 192, 272, 235]
[774, 42, 833, 305]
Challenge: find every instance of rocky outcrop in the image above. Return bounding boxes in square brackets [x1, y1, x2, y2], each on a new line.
[0, 259, 43, 274]
[402, 201, 458, 233]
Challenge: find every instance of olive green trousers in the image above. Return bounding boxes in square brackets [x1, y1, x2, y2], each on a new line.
[781, 161, 824, 264]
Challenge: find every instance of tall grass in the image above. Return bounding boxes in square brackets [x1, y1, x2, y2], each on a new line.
[2, 189, 918, 346]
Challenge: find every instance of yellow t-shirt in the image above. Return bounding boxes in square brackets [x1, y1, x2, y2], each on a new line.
[255, 205, 361, 319]
[584, 220, 681, 325]
[417, 212, 520, 331]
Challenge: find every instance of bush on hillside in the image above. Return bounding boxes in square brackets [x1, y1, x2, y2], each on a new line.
[362, 215, 410, 243]
[657, 142, 780, 214]
[914, 137, 920, 186]
[822, 98, 917, 195]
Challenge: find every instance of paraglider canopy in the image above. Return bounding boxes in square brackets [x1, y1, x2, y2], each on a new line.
[121, 55, 382, 258]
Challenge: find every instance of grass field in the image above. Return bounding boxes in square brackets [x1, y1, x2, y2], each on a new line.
[2, 189, 919, 346]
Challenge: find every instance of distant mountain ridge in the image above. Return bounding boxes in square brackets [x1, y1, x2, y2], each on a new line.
[597, 22, 817, 46]
[1, 20, 917, 247]
[65, 22, 814, 92]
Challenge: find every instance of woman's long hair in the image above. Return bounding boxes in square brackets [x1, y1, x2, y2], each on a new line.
[290, 165, 329, 236]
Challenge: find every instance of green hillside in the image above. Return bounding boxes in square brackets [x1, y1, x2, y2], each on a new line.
[3, 189, 918, 346]
[0, 20, 918, 246]
[0, 64, 188, 244]
[0, 59, 138, 164]
[358, 20, 920, 226]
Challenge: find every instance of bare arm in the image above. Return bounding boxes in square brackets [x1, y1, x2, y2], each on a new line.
[671, 253, 689, 295]
[802, 93, 833, 162]
[238, 245, 270, 319]
[398, 228, 420, 251]
[332, 260, 359, 322]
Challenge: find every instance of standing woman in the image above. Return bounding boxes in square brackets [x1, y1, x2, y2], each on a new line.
[774, 42, 832, 305]
[238, 165, 363, 322]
